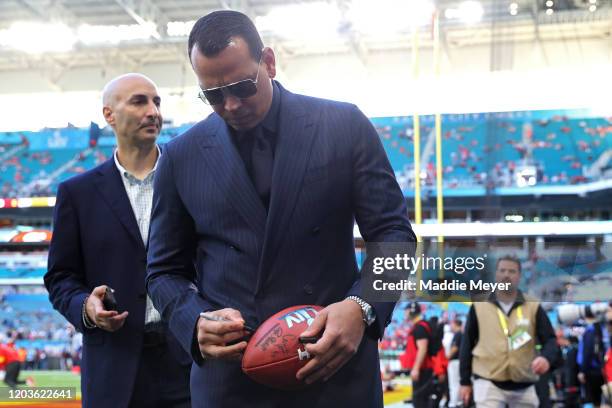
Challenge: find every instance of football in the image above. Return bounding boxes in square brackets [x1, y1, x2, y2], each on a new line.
[242, 304, 324, 390]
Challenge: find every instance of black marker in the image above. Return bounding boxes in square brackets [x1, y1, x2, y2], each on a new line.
[199, 312, 255, 333]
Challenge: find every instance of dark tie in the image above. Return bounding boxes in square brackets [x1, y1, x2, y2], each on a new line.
[251, 126, 273, 209]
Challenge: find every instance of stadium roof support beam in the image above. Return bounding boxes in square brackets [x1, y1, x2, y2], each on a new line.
[334, 0, 368, 67]
[113, 0, 169, 40]
[111, 50, 142, 72]
[29, 55, 70, 92]
[226, 0, 255, 20]
[15, 0, 81, 27]
[438, 23, 452, 66]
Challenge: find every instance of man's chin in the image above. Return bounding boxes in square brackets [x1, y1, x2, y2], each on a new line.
[133, 130, 159, 146]
[227, 116, 257, 131]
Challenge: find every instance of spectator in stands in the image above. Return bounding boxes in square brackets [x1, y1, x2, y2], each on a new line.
[45, 73, 191, 408]
[459, 255, 559, 407]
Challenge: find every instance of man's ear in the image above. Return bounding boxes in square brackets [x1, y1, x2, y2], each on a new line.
[262, 47, 276, 79]
[103, 106, 114, 126]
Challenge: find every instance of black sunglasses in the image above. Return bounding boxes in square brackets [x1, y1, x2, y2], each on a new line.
[198, 56, 263, 106]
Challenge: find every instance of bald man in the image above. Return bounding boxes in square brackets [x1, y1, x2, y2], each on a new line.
[45, 74, 191, 408]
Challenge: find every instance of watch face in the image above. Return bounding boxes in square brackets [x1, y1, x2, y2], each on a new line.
[365, 307, 376, 325]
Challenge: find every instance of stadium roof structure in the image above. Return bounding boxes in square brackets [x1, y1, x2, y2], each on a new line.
[0, 0, 609, 84]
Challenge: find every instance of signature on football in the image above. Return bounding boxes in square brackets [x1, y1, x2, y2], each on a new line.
[256, 325, 297, 358]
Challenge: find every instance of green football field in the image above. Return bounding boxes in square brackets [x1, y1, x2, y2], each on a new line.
[0, 371, 81, 407]
[17, 370, 81, 397]
[9, 370, 409, 407]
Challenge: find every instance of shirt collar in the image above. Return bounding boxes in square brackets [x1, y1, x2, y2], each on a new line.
[488, 290, 525, 306]
[113, 144, 161, 183]
[260, 80, 280, 133]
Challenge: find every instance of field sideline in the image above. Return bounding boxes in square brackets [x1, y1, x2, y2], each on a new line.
[0, 370, 80, 407]
[0, 370, 410, 407]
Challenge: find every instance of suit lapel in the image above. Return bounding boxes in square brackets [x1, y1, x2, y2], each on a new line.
[257, 87, 319, 291]
[93, 160, 145, 251]
[197, 115, 267, 240]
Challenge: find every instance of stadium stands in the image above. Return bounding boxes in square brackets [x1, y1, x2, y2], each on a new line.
[371, 112, 610, 191]
[1, 111, 609, 198]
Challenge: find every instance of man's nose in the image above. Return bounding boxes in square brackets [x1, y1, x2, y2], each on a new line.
[146, 101, 160, 118]
[223, 94, 242, 112]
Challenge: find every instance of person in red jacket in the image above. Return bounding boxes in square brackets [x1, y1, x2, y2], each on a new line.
[0, 343, 25, 388]
[402, 302, 434, 408]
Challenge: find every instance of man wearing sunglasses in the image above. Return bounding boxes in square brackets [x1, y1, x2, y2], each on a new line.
[146, 9, 415, 408]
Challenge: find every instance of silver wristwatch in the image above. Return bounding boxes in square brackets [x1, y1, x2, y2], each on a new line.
[347, 296, 376, 326]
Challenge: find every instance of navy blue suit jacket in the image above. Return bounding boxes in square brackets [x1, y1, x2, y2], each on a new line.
[146, 83, 415, 407]
[45, 158, 189, 408]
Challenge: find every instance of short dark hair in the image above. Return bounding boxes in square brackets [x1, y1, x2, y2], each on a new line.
[405, 301, 421, 318]
[496, 255, 522, 273]
[188, 10, 264, 62]
[452, 318, 463, 327]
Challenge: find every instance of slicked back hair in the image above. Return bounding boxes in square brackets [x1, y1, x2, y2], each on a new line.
[188, 10, 264, 62]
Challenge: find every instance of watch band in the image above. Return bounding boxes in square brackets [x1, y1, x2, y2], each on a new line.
[346, 295, 375, 326]
[82, 296, 96, 329]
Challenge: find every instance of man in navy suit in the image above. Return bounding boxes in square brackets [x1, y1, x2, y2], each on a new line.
[45, 73, 191, 408]
[146, 10, 416, 408]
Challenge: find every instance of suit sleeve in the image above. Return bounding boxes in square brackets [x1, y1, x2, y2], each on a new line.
[44, 182, 90, 333]
[146, 145, 214, 364]
[346, 105, 417, 339]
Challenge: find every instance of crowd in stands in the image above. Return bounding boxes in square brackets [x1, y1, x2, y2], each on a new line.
[0, 141, 114, 198]
[373, 113, 610, 191]
[0, 112, 609, 199]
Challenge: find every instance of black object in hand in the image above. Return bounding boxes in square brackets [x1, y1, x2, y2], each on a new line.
[298, 335, 321, 344]
[103, 287, 118, 311]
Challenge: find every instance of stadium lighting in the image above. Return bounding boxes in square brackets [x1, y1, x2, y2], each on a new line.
[589, 5, 597, 11]
[545, 0, 554, 7]
[167, 21, 196, 37]
[0, 22, 76, 53]
[77, 23, 157, 45]
[347, 0, 435, 33]
[255, 2, 341, 40]
[509, 2, 519, 15]
[505, 214, 524, 222]
[445, 1, 484, 24]
[546, 8, 554, 15]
